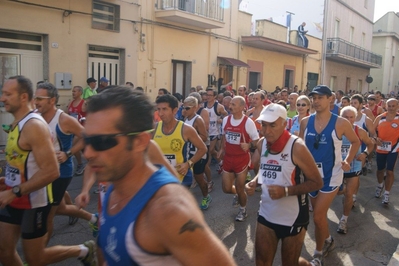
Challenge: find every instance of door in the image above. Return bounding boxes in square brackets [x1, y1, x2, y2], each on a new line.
[284, 69, 294, 88]
[88, 57, 119, 85]
[0, 54, 20, 145]
[307, 72, 319, 92]
[249, 72, 260, 92]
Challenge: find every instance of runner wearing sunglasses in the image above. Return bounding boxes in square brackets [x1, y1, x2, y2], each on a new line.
[34, 82, 99, 244]
[82, 87, 235, 265]
[299, 85, 360, 265]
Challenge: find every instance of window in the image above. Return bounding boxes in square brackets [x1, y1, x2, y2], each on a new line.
[92, 1, 120, 32]
[357, 79, 363, 92]
[350, 26, 354, 43]
[330, 76, 337, 91]
[334, 19, 340, 38]
[364, 0, 368, 8]
[393, 56, 395, 67]
[361, 33, 366, 47]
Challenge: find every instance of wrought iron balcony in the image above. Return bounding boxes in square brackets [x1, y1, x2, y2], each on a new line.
[155, 0, 225, 29]
[326, 38, 382, 68]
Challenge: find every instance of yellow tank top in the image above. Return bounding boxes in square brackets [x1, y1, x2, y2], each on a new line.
[5, 112, 49, 209]
[153, 121, 185, 181]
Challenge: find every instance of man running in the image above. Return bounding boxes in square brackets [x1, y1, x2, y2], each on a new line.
[246, 103, 323, 266]
[83, 87, 236, 265]
[300, 85, 360, 264]
[219, 96, 259, 222]
[0, 76, 96, 266]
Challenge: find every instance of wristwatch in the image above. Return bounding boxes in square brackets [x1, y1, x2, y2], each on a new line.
[65, 150, 73, 158]
[12, 186, 22, 197]
[187, 160, 194, 168]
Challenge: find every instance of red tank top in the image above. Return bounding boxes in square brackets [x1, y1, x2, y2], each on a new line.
[371, 105, 378, 117]
[224, 115, 250, 156]
[68, 99, 86, 124]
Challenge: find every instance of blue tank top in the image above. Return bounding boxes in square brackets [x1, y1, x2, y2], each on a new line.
[341, 125, 362, 173]
[48, 109, 73, 178]
[99, 167, 179, 265]
[304, 114, 343, 187]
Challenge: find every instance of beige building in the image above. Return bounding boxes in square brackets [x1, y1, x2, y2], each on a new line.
[371, 12, 399, 95]
[323, 0, 382, 93]
[0, 0, 322, 144]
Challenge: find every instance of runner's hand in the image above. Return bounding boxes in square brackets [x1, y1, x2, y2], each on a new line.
[245, 180, 257, 196]
[75, 192, 90, 209]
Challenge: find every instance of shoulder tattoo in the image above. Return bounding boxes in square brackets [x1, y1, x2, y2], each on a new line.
[179, 219, 204, 234]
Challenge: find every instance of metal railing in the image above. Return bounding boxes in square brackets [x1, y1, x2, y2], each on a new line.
[326, 38, 382, 66]
[156, 0, 224, 22]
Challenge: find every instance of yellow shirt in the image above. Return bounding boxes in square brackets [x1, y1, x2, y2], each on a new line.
[153, 121, 185, 181]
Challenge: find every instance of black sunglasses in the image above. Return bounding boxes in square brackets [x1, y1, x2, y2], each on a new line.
[83, 129, 154, 151]
[314, 134, 321, 149]
[297, 103, 307, 107]
[183, 106, 193, 111]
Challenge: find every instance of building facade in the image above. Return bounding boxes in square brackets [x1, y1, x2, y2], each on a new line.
[323, 0, 382, 93]
[371, 12, 399, 95]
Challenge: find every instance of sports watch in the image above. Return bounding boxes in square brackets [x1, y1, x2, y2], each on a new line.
[12, 186, 22, 197]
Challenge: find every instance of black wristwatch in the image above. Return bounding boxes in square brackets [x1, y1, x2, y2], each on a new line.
[12, 186, 22, 197]
[65, 150, 73, 158]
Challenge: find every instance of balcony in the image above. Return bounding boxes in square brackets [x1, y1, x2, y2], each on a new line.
[155, 0, 225, 29]
[326, 38, 382, 68]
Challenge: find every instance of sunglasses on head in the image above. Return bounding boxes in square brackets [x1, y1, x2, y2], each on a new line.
[183, 106, 193, 111]
[314, 134, 321, 149]
[83, 129, 154, 151]
[296, 103, 307, 107]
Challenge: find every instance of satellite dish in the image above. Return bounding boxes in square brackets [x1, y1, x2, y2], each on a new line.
[366, 75, 373, 84]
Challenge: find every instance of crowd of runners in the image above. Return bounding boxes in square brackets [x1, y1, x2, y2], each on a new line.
[0, 76, 398, 266]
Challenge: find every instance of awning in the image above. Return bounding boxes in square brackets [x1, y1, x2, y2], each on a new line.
[217, 56, 250, 68]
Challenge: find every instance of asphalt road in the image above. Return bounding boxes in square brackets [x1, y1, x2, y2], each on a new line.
[12, 158, 399, 266]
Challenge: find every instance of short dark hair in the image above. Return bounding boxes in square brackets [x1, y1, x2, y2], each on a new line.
[351, 94, 363, 104]
[156, 94, 179, 110]
[158, 88, 169, 95]
[172, 92, 183, 102]
[135, 86, 144, 92]
[342, 96, 350, 103]
[126, 82, 134, 87]
[9, 75, 33, 101]
[206, 88, 216, 96]
[37, 82, 59, 103]
[87, 86, 154, 133]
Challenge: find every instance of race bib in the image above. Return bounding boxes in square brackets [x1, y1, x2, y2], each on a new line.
[70, 112, 79, 120]
[316, 162, 324, 178]
[377, 141, 392, 152]
[341, 144, 350, 158]
[165, 154, 177, 167]
[5, 165, 21, 187]
[258, 164, 283, 184]
[210, 121, 217, 128]
[226, 131, 241, 145]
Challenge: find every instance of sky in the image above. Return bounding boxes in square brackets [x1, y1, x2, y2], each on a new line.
[242, 0, 399, 38]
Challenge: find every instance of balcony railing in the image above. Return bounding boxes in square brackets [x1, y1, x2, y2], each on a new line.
[156, 0, 224, 22]
[326, 38, 382, 67]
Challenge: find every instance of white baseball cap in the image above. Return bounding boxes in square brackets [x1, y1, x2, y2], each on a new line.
[256, 103, 287, 123]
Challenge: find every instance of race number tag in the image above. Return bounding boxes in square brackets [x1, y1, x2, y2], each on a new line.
[316, 162, 324, 178]
[226, 132, 241, 145]
[5, 165, 21, 187]
[258, 164, 282, 184]
[165, 154, 177, 167]
[341, 144, 350, 158]
[377, 141, 392, 152]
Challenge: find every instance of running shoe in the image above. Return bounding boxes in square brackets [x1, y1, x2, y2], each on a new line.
[89, 213, 99, 238]
[200, 195, 212, 210]
[79, 240, 97, 266]
[75, 163, 86, 176]
[190, 180, 198, 189]
[352, 195, 357, 208]
[217, 160, 223, 175]
[310, 254, 323, 266]
[382, 194, 389, 205]
[375, 184, 384, 198]
[322, 237, 335, 257]
[232, 194, 239, 208]
[69, 216, 79, 225]
[207, 180, 214, 193]
[337, 219, 347, 234]
[235, 208, 247, 222]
